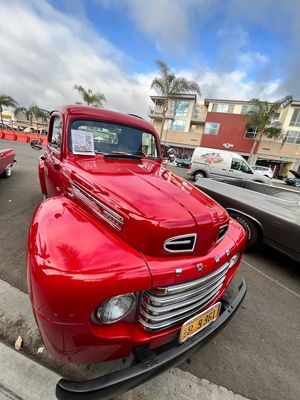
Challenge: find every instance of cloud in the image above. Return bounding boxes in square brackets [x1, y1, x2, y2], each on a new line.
[0, 0, 286, 124]
[0, 0, 153, 117]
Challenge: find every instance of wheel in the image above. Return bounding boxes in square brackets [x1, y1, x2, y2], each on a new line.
[229, 212, 261, 250]
[194, 171, 206, 181]
[2, 164, 12, 178]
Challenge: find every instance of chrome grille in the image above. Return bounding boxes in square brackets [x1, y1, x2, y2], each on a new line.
[138, 262, 230, 331]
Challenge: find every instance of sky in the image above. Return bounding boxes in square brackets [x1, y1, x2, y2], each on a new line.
[0, 0, 299, 118]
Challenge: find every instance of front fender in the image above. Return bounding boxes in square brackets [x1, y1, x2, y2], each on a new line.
[27, 196, 151, 325]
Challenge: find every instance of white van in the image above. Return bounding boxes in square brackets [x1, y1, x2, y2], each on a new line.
[189, 147, 272, 184]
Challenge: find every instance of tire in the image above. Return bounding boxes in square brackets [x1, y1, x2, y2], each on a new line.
[194, 171, 206, 181]
[229, 212, 261, 250]
[2, 164, 12, 178]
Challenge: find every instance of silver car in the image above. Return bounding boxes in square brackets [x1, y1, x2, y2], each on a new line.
[195, 178, 300, 262]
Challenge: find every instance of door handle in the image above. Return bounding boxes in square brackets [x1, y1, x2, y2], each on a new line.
[229, 170, 234, 172]
[222, 168, 227, 171]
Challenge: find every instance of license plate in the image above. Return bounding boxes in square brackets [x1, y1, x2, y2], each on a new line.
[179, 302, 221, 343]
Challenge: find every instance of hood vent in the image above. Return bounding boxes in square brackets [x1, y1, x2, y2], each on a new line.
[217, 225, 228, 243]
[164, 234, 197, 253]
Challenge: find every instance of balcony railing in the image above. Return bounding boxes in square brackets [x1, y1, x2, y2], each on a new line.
[148, 108, 175, 119]
[191, 111, 206, 123]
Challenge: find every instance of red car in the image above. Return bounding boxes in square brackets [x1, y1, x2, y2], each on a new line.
[0, 147, 15, 178]
[28, 105, 247, 399]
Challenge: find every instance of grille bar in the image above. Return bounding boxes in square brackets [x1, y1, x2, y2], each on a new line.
[139, 262, 229, 331]
[143, 271, 227, 308]
[153, 262, 230, 295]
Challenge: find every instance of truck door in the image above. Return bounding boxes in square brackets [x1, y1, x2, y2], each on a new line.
[44, 114, 63, 197]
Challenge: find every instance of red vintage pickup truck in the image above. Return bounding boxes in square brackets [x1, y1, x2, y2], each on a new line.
[28, 105, 247, 400]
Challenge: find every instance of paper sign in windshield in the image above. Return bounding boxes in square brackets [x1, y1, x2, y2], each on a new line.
[71, 130, 95, 155]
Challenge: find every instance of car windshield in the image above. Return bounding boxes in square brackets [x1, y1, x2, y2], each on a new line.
[69, 119, 159, 159]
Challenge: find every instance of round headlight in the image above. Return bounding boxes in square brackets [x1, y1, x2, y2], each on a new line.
[96, 294, 136, 324]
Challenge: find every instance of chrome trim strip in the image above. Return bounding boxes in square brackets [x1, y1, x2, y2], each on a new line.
[216, 224, 229, 244]
[143, 272, 227, 307]
[163, 233, 197, 253]
[138, 293, 220, 331]
[154, 262, 230, 295]
[141, 282, 223, 314]
[140, 285, 221, 322]
[68, 181, 124, 231]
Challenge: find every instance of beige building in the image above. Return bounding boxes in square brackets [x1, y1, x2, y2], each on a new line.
[149, 94, 206, 158]
[149, 94, 300, 177]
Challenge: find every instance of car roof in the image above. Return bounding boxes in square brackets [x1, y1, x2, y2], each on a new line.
[52, 105, 156, 134]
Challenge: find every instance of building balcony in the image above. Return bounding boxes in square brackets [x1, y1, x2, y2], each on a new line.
[190, 112, 206, 123]
[148, 108, 175, 119]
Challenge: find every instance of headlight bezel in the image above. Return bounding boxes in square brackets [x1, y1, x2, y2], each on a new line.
[92, 293, 137, 325]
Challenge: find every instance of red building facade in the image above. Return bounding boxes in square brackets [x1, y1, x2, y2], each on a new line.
[200, 112, 255, 155]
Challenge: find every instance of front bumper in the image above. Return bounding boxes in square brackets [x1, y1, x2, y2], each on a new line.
[56, 278, 247, 400]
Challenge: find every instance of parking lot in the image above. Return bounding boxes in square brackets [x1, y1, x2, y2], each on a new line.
[1, 140, 300, 400]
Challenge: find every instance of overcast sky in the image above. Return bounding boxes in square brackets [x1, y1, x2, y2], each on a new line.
[0, 0, 299, 118]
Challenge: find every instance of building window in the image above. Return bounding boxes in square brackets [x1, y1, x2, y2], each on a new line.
[204, 122, 220, 135]
[241, 105, 257, 114]
[190, 124, 197, 131]
[171, 100, 189, 117]
[289, 109, 300, 127]
[245, 127, 257, 139]
[286, 130, 300, 144]
[212, 103, 234, 113]
[168, 119, 186, 131]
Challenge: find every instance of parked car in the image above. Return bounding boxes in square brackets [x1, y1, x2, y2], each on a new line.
[250, 165, 273, 179]
[175, 157, 191, 168]
[28, 105, 247, 399]
[0, 147, 16, 178]
[23, 127, 36, 133]
[194, 178, 300, 262]
[188, 147, 271, 184]
[285, 170, 300, 187]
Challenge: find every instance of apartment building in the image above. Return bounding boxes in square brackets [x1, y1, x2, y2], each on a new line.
[149, 95, 300, 177]
[148, 94, 206, 158]
[203, 98, 300, 177]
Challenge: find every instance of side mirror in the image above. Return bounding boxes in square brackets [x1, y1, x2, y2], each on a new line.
[30, 140, 44, 151]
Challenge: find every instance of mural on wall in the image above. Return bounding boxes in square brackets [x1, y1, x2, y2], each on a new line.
[200, 152, 224, 164]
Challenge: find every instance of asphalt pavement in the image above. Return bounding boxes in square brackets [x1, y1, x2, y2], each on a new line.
[0, 140, 299, 400]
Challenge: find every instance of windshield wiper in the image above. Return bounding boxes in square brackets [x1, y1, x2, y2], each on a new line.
[103, 151, 143, 160]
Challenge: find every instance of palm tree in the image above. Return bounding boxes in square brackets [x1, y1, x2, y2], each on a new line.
[14, 105, 49, 133]
[246, 96, 292, 164]
[151, 60, 201, 140]
[73, 85, 106, 107]
[0, 95, 18, 131]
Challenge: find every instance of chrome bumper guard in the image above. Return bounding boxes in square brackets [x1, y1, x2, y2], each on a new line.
[56, 278, 247, 400]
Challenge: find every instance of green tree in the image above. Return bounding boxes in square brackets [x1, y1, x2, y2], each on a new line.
[73, 85, 106, 107]
[246, 96, 292, 163]
[151, 60, 201, 140]
[14, 105, 48, 133]
[0, 95, 18, 130]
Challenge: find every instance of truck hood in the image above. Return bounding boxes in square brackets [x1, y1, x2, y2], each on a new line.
[66, 158, 229, 257]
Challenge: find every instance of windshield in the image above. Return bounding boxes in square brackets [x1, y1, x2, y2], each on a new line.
[69, 119, 159, 159]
